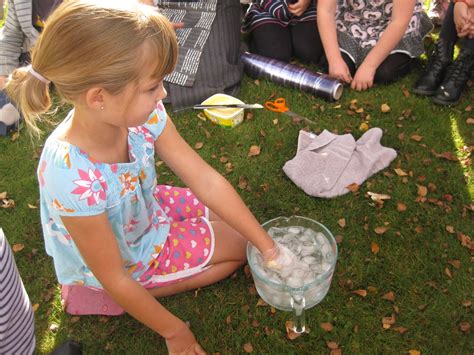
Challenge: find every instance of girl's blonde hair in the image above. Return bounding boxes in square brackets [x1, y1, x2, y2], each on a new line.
[6, 0, 178, 138]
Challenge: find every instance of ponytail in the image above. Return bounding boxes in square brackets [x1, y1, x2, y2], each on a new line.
[6, 66, 52, 139]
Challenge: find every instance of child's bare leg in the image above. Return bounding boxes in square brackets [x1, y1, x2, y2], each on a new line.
[148, 219, 247, 298]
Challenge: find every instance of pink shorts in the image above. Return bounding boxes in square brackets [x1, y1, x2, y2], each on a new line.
[138, 185, 215, 288]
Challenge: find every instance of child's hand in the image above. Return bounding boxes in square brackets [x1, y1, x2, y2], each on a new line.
[165, 322, 206, 355]
[328, 57, 352, 84]
[351, 63, 376, 91]
[262, 242, 298, 270]
[454, 2, 471, 35]
[288, 0, 311, 17]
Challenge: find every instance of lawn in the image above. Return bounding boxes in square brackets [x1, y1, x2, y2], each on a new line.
[1, 5, 473, 355]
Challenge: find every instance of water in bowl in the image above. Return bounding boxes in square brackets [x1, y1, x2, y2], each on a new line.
[248, 225, 336, 311]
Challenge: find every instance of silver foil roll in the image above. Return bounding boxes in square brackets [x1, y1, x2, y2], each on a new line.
[241, 52, 343, 102]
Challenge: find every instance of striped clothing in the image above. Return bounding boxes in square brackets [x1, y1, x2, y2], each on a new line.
[0, 228, 35, 355]
[0, 0, 39, 76]
[242, 0, 316, 33]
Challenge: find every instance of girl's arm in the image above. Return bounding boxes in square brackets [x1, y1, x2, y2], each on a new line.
[317, 0, 352, 83]
[60, 214, 204, 354]
[154, 118, 275, 254]
[351, 0, 416, 91]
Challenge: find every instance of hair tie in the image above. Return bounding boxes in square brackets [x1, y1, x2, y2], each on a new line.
[27, 65, 51, 85]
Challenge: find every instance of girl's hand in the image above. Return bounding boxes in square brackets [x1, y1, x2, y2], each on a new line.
[165, 322, 206, 355]
[262, 241, 298, 270]
[454, 2, 471, 35]
[351, 63, 376, 91]
[288, 0, 311, 17]
[328, 57, 352, 84]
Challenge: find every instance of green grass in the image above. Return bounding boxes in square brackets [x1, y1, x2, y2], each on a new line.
[1, 68, 473, 354]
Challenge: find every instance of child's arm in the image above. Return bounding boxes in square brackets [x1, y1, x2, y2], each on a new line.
[454, 1, 474, 37]
[60, 213, 205, 354]
[154, 118, 275, 255]
[317, 0, 352, 83]
[351, 0, 416, 91]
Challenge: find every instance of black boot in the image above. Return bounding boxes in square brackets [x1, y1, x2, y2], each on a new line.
[432, 46, 474, 106]
[413, 39, 454, 96]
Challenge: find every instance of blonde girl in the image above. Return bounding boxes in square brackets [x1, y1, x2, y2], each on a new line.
[7, 1, 286, 353]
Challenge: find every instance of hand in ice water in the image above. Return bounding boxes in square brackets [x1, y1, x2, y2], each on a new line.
[262, 242, 299, 270]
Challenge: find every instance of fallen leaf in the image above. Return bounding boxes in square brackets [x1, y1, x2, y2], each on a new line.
[27, 203, 38, 209]
[459, 321, 471, 332]
[408, 350, 420, 355]
[432, 150, 458, 161]
[248, 145, 261, 157]
[243, 342, 253, 353]
[382, 314, 396, 329]
[445, 225, 455, 234]
[402, 88, 410, 98]
[367, 191, 391, 204]
[225, 315, 232, 325]
[320, 323, 333, 332]
[338, 218, 346, 228]
[465, 105, 472, 112]
[417, 185, 428, 197]
[359, 122, 369, 131]
[462, 300, 472, 307]
[346, 183, 360, 192]
[393, 326, 408, 334]
[335, 235, 343, 243]
[194, 142, 204, 150]
[444, 267, 452, 279]
[245, 112, 254, 121]
[371, 242, 380, 254]
[244, 265, 251, 277]
[382, 291, 395, 302]
[285, 321, 303, 340]
[32, 304, 39, 312]
[374, 227, 388, 235]
[326, 341, 339, 350]
[256, 298, 267, 307]
[254, 79, 260, 86]
[394, 168, 408, 177]
[0, 191, 7, 199]
[12, 244, 25, 252]
[351, 289, 367, 297]
[11, 131, 20, 142]
[448, 260, 461, 269]
[467, 117, 474, 125]
[49, 323, 59, 332]
[381, 103, 391, 113]
[330, 350, 342, 355]
[238, 176, 248, 190]
[70, 316, 80, 323]
[393, 202, 407, 214]
[411, 134, 423, 142]
[259, 129, 266, 137]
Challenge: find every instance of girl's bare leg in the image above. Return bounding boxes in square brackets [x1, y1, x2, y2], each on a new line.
[148, 212, 247, 298]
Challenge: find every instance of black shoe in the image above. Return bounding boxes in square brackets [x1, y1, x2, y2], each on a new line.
[432, 47, 474, 106]
[50, 340, 83, 355]
[413, 39, 454, 96]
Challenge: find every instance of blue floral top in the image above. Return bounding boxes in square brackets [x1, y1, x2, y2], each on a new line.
[38, 102, 170, 288]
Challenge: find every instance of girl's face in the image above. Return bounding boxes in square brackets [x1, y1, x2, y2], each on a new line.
[104, 75, 167, 128]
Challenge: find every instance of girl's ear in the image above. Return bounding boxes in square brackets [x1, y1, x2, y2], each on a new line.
[85, 87, 105, 111]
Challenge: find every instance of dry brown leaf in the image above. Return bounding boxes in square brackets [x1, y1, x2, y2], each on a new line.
[238, 176, 248, 190]
[374, 226, 388, 235]
[335, 235, 343, 244]
[351, 289, 367, 297]
[248, 145, 261, 157]
[411, 134, 423, 142]
[70, 316, 80, 323]
[393, 326, 408, 334]
[243, 342, 253, 353]
[320, 322, 333, 332]
[380, 103, 391, 113]
[326, 341, 339, 350]
[367, 192, 391, 204]
[338, 218, 346, 228]
[417, 185, 428, 197]
[194, 142, 204, 150]
[467, 117, 474, 124]
[382, 314, 396, 329]
[448, 260, 461, 269]
[12, 244, 25, 252]
[408, 350, 420, 355]
[371, 242, 380, 254]
[32, 303, 39, 312]
[432, 150, 458, 161]
[346, 183, 360, 192]
[359, 122, 369, 132]
[285, 321, 303, 340]
[256, 298, 267, 307]
[396, 202, 407, 212]
[11, 131, 20, 142]
[225, 315, 232, 325]
[382, 291, 395, 302]
[330, 349, 342, 355]
[402, 88, 410, 98]
[0, 191, 7, 199]
[462, 300, 472, 307]
[444, 267, 452, 279]
[244, 265, 251, 277]
[459, 322, 471, 333]
[394, 168, 408, 176]
[27, 203, 38, 209]
[445, 225, 455, 234]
